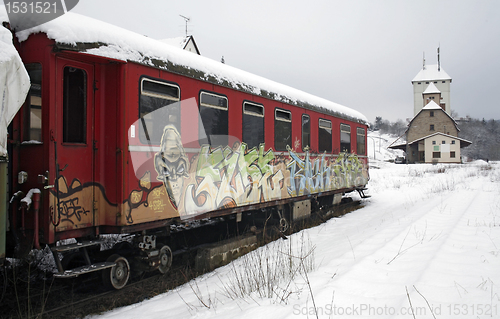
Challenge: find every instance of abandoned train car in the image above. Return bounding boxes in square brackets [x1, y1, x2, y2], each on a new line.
[2, 10, 369, 289]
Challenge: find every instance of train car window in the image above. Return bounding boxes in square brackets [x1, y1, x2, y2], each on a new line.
[302, 114, 310, 151]
[63, 67, 87, 143]
[274, 108, 291, 151]
[23, 63, 42, 142]
[318, 119, 332, 153]
[139, 78, 180, 144]
[199, 91, 228, 147]
[340, 123, 351, 153]
[242, 101, 264, 149]
[356, 127, 366, 155]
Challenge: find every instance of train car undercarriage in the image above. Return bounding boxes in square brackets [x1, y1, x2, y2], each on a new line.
[36, 190, 362, 290]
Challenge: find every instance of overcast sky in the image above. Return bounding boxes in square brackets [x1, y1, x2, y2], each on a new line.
[72, 0, 500, 123]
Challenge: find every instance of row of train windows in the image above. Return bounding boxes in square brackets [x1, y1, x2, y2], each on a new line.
[22, 69, 365, 156]
[139, 77, 366, 155]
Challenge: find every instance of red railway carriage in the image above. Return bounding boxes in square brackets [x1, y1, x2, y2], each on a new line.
[3, 11, 369, 288]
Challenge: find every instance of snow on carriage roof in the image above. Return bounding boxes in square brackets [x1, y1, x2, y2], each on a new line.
[0, 7, 367, 124]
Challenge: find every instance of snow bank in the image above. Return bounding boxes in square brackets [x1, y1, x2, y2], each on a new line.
[91, 161, 500, 319]
[0, 21, 30, 157]
[0, 5, 366, 124]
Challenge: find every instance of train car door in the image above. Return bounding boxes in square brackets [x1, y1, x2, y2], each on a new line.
[54, 58, 95, 232]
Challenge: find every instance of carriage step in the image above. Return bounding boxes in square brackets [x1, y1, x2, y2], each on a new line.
[51, 240, 103, 253]
[356, 188, 371, 199]
[53, 261, 116, 278]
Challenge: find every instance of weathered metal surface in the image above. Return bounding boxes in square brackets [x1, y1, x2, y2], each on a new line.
[51, 239, 104, 253]
[53, 261, 116, 279]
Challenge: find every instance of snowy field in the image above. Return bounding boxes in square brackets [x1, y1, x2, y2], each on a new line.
[90, 138, 500, 319]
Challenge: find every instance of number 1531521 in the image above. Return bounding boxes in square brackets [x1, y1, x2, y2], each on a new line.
[5, 2, 57, 14]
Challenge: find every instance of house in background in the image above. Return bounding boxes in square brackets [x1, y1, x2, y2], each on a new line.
[159, 35, 201, 55]
[390, 101, 471, 163]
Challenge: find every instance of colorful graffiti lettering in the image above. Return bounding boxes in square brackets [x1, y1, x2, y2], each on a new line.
[287, 145, 331, 196]
[138, 125, 370, 221]
[181, 142, 284, 216]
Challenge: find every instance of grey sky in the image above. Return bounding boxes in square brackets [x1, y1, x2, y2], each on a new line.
[72, 0, 500, 123]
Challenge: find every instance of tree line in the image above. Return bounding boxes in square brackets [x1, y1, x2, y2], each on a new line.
[371, 116, 500, 161]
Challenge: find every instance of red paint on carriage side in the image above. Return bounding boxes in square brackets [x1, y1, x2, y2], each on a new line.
[8, 31, 368, 250]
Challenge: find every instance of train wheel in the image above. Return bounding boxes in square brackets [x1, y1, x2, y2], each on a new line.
[158, 245, 172, 274]
[102, 254, 130, 290]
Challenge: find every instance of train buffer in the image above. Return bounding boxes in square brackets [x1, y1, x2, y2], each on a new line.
[356, 187, 371, 199]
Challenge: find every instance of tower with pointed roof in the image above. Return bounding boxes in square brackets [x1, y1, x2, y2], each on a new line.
[388, 49, 472, 163]
[411, 49, 451, 115]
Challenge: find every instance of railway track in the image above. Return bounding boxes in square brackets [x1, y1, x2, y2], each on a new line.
[1, 199, 363, 319]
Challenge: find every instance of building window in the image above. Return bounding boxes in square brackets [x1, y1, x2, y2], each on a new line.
[356, 127, 366, 155]
[274, 108, 291, 151]
[451, 140, 456, 144]
[432, 141, 436, 145]
[430, 111, 434, 117]
[302, 114, 310, 151]
[418, 82, 421, 85]
[23, 63, 42, 142]
[139, 77, 180, 144]
[340, 123, 351, 153]
[243, 101, 264, 149]
[318, 119, 332, 153]
[450, 151, 456, 158]
[430, 124, 435, 131]
[433, 152, 441, 158]
[199, 91, 228, 147]
[426, 82, 429, 84]
[442, 81, 445, 83]
[63, 66, 87, 143]
[442, 141, 446, 144]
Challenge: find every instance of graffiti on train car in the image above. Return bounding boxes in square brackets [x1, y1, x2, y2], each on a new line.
[154, 125, 189, 210]
[142, 125, 368, 219]
[180, 142, 285, 216]
[51, 126, 368, 227]
[50, 177, 117, 230]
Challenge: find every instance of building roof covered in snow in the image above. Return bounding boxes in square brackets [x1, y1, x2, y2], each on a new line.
[159, 35, 200, 55]
[412, 64, 451, 82]
[422, 100, 443, 110]
[423, 82, 440, 94]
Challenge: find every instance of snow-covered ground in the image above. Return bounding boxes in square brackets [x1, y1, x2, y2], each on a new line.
[367, 131, 404, 163]
[91, 137, 500, 319]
